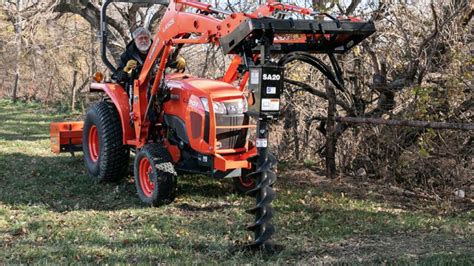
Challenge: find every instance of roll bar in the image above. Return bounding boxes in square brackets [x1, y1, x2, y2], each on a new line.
[100, 0, 170, 72]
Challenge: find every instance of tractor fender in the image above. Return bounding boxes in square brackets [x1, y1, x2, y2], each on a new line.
[90, 83, 135, 144]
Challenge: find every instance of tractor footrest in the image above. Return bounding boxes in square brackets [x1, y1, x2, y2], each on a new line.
[50, 122, 84, 154]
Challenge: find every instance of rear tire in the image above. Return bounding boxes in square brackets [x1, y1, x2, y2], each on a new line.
[82, 101, 130, 182]
[134, 144, 178, 206]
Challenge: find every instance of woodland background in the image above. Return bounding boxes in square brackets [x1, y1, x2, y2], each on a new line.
[0, 0, 472, 200]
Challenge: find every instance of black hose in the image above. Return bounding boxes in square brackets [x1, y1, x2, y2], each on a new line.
[278, 52, 345, 92]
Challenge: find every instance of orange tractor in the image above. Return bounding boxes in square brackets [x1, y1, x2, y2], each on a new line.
[50, 0, 375, 250]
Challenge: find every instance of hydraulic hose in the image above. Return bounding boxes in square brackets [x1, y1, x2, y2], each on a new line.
[278, 52, 345, 92]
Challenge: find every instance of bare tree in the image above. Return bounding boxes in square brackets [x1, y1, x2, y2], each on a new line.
[12, 0, 22, 102]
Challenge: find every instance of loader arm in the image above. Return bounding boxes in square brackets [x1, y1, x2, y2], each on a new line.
[133, 0, 375, 147]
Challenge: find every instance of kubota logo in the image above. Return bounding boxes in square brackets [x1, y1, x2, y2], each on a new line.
[262, 74, 281, 81]
[163, 19, 175, 32]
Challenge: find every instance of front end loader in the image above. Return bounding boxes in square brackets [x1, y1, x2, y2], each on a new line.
[50, 0, 375, 251]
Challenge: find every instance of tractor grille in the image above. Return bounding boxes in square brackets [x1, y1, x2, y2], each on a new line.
[215, 114, 249, 150]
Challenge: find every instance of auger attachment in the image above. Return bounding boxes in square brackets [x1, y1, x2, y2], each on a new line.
[242, 40, 285, 250]
[245, 120, 279, 252]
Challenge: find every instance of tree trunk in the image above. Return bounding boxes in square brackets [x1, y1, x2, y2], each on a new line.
[0, 78, 4, 95]
[12, 0, 23, 102]
[12, 74, 19, 102]
[46, 75, 53, 105]
[325, 81, 337, 179]
[293, 109, 300, 161]
[71, 70, 78, 112]
[90, 24, 96, 74]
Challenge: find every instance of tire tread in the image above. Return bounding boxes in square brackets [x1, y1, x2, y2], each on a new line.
[83, 101, 130, 182]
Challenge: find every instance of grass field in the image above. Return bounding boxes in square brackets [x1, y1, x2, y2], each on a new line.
[0, 99, 472, 264]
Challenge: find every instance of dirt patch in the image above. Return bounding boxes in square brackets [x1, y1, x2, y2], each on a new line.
[304, 233, 473, 263]
[278, 166, 473, 215]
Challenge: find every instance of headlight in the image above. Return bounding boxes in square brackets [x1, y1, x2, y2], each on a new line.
[225, 98, 247, 114]
[200, 98, 247, 114]
[241, 97, 248, 113]
[200, 98, 227, 114]
[213, 101, 227, 114]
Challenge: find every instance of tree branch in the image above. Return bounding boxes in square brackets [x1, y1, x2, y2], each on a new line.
[314, 116, 474, 131]
[284, 78, 355, 115]
[345, 0, 361, 15]
[53, 0, 127, 43]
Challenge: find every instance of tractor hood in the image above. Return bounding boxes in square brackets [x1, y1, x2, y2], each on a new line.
[166, 74, 244, 100]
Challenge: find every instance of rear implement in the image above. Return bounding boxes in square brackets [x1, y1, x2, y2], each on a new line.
[50, 122, 83, 155]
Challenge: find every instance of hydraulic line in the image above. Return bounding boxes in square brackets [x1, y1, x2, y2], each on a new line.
[279, 52, 360, 116]
[278, 52, 345, 92]
[328, 53, 344, 87]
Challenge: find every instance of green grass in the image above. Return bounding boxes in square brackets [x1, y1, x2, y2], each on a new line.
[0, 99, 473, 264]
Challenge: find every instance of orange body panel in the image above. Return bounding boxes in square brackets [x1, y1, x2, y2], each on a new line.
[164, 75, 251, 158]
[50, 122, 84, 154]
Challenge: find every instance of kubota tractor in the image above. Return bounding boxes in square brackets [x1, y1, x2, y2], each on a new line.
[50, 0, 375, 250]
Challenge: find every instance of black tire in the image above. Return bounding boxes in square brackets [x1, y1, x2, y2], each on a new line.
[82, 101, 130, 182]
[233, 167, 257, 194]
[134, 144, 178, 206]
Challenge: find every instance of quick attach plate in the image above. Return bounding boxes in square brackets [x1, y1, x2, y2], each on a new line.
[247, 65, 284, 118]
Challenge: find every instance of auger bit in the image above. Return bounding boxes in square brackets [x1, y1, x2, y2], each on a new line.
[243, 35, 285, 253]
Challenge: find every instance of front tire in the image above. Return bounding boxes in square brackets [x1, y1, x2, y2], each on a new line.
[82, 101, 130, 182]
[233, 167, 257, 194]
[134, 144, 178, 206]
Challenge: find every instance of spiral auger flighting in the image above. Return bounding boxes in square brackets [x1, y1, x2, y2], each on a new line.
[242, 119, 282, 251]
[245, 152, 278, 250]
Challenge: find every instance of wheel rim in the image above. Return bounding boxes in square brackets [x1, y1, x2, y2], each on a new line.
[88, 125, 100, 162]
[139, 158, 154, 197]
[239, 175, 255, 188]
